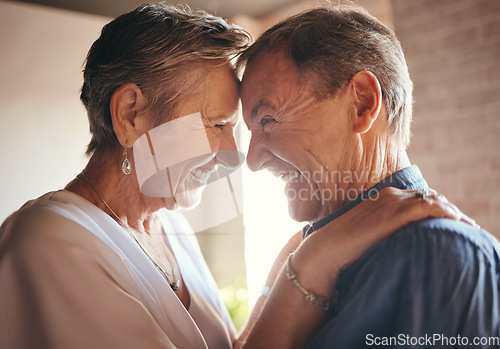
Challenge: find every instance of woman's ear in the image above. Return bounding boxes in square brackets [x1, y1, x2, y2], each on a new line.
[349, 71, 382, 134]
[110, 83, 150, 147]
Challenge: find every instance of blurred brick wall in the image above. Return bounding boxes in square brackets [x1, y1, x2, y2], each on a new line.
[392, 0, 500, 236]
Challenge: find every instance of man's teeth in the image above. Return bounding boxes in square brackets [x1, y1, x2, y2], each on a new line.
[282, 171, 300, 183]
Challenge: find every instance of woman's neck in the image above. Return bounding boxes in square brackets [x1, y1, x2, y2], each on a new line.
[65, 149, 176, 233]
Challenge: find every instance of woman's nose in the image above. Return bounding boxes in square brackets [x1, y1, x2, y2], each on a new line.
[213, 131, 242, 169]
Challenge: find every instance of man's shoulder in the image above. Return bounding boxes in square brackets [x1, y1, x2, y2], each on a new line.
[341, 218, 500, 285]
[315, 219, 500, 347]
[392, 218, 500, 266]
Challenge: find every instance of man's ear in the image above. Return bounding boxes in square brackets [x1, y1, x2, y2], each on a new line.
[350, 71, 382, 134]
[110, 83, 149, 147]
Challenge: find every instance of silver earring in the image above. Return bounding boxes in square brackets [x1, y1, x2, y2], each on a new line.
[122, 147, 132, 175]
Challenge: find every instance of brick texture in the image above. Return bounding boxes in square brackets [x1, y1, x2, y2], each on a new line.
[391, 0, 500, 236]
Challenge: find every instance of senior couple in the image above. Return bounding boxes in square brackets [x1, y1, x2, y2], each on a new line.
[0, 3, 498, 349]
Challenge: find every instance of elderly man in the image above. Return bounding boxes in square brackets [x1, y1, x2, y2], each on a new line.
[239, 7, 500, 348]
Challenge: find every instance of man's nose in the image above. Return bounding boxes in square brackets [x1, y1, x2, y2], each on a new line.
[246, 133, 269, 172]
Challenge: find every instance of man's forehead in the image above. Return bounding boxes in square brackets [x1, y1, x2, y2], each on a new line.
[243, 49, 293, 80]
[242, 53, 299, 101]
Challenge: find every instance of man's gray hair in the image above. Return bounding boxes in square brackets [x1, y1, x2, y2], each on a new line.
[81, 3, 250, 155]
[237, 7, 413, 147]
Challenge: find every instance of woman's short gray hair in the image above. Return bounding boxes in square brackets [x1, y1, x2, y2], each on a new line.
[81, 3, 250, 155]
[237, 7, 414, 147]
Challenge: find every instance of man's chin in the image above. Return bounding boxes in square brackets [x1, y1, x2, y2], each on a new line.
[285, 183, 324, 222]
[287, 198, 323, 223]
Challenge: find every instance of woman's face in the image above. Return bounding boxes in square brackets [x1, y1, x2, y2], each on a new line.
[134, 63, 241, 209]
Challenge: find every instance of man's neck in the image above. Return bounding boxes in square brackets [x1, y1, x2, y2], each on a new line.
[330, 138, 412, 213]
[363, 144, 411, 191]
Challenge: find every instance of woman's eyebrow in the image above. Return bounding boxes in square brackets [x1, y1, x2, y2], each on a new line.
[207, 112, 238, 124]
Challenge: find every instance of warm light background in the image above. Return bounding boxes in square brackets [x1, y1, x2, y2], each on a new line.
[1, 0, 499, 314]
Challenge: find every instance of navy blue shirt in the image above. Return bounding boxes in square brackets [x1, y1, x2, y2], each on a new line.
[305, 166, 500, 348]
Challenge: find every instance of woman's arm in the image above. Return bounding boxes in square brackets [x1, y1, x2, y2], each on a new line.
[236, 187, 475, 349]
[235, 231, 303, 347]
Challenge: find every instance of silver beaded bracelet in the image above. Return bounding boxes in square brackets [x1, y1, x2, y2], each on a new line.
[285, 253, 338, 312]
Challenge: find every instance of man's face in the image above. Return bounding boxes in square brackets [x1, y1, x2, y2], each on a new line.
[240, 51, 359, 222]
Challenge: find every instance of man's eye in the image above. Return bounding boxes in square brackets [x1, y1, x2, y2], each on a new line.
[259, 116, 275, 126]
[259, 116, 275, 132]
[215, 124, 226, 129]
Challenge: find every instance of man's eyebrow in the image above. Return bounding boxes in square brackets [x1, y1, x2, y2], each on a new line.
[251, 99, 276, 119]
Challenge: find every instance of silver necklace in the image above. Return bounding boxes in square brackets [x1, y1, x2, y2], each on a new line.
[79, 171, 180, 291]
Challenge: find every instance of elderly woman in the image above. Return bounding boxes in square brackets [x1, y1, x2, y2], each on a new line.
[0, 4, 470, 349]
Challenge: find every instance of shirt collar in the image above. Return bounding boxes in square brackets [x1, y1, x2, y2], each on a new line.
[303, 165, 428, 238]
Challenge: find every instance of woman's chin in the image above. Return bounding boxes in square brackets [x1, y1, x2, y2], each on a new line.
[162, 197, 179, 211]
[174, 186, 205, 210]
